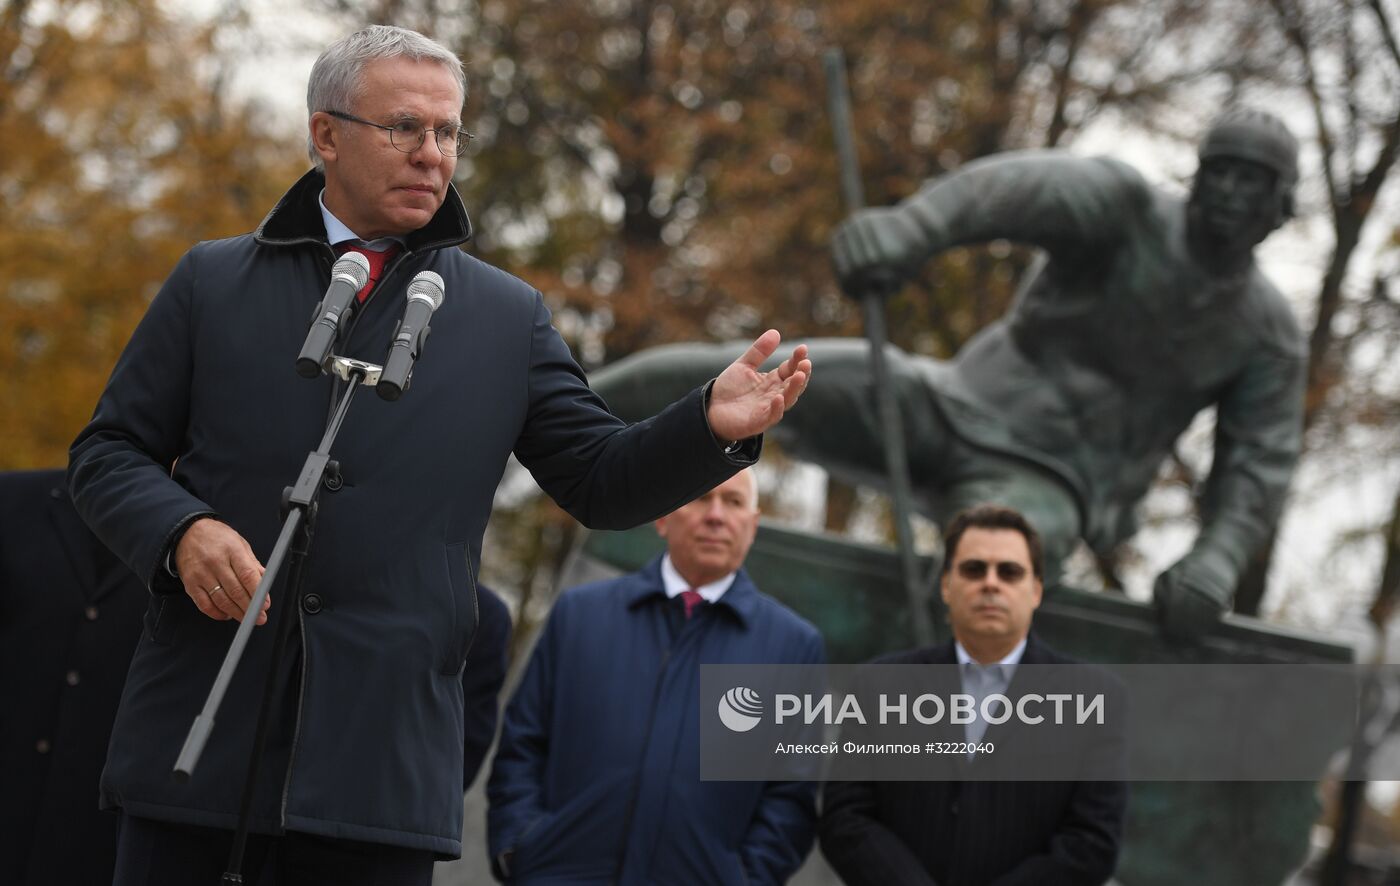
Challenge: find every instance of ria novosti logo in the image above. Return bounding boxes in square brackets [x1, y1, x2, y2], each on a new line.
[718, 687, 764, 732]
[715, 686, 1108, 732]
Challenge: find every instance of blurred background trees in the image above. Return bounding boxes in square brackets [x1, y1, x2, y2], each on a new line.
[0, 0, 301, 467]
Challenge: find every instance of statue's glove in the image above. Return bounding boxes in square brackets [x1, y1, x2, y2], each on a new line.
[830, 207, 928, 298]
[1153, 547, 1235, 642]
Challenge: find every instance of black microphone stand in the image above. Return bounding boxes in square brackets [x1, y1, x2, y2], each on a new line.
[172, 355, 387, 885]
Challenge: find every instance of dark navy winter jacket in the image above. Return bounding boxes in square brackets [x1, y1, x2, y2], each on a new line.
[488, 557, 823, 884]
[68, 169, 754, 856]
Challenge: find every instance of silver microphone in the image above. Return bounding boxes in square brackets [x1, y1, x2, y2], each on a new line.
[376, 270, 446, 401]
[295, 251, 372, 378]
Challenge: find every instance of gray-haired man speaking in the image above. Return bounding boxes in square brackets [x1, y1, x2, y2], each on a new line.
[71, 25, 811, 885]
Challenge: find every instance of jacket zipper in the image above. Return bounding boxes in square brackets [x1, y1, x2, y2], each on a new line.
[612, 614, 686, 885]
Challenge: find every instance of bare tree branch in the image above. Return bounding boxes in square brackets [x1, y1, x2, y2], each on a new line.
[1367, 0, 1400, 71]
[1267, 0, 1344, 215]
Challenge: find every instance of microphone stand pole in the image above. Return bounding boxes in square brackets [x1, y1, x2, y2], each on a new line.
[172, 356, 384, 885]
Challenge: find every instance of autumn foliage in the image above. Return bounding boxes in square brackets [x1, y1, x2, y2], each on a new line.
[0, 0, 301, 468]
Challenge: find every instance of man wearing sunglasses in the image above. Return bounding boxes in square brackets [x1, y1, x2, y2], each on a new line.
[69, 24, 810, 886]
[820, 504, 1126, 886]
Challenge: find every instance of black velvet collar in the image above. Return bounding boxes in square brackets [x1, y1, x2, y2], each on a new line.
[253, 168, 473, 254]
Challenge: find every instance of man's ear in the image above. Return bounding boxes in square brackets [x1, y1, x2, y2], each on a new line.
[654, 517, 669, 540]
[310, 112, 338, 165]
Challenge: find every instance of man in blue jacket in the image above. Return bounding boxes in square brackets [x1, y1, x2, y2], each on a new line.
[488, 469, 824, 884]
[68, 25, 810, 886]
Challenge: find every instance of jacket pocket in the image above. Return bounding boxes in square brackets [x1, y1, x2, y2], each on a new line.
[441, 542, 479, 675]
[511, 781, 620, 877]
[143, 593, 176, 645]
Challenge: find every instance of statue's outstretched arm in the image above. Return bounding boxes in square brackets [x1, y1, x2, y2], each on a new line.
[591, 339, 940, 499]
[831, 152, 1142, 294]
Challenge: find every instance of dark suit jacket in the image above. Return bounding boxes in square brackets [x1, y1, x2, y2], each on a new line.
[463, 584, 512, 790]
[0, 469, 147, 886]
[819, 635, 1126, 886]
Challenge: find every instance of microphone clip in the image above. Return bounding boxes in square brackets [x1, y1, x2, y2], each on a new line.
[327, 356, 384, 387]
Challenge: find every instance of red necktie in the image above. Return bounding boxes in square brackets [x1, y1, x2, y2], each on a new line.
[680, 589, 705, 619]
[337, 242, 402, 302]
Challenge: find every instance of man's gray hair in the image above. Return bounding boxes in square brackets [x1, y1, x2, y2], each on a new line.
[306, 25, 465, 169]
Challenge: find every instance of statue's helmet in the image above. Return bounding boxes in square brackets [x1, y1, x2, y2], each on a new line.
[1197, 107, 1299, 189]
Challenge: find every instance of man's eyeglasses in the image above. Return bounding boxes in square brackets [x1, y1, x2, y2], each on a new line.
[954, 559, 1030, 583]
[326, 110, 474, 157]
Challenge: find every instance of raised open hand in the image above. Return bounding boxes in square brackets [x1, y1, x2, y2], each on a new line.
[706, 330, 812, 443]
